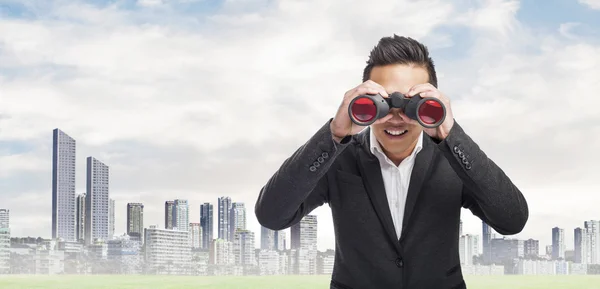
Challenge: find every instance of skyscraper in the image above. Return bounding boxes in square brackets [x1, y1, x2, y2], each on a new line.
[109, 198, 115, 239]
[482, 221, 492, 264]
[229, 202, 246, 241]
[165, 201, 175, 229]
[76, 194, 85, 242]
[51, 128, 77, 241]
[85, 156, 110, 245]
[0, 209, 9, 228]
[584, 220, 600, 264]
[127, 203, 144, 241]
[291, 215, 318, 275]
[261, 226, 276, 250]
[200, 203, 213, 249]
[552, 227, 565, 260]
[218, 197, 231, 241]
[174, 199, 189, 232]
[459, 234, 479, 265]
[291, 215, 318, 251]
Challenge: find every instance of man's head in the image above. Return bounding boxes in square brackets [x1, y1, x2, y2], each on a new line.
[362, 35, 437, 164]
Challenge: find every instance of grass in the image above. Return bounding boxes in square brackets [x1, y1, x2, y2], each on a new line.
[1, 274, 600, 288]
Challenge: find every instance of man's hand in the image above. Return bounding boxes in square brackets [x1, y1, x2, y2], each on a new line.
[406, 83, 454, 140]
[330, 80, 392, 142]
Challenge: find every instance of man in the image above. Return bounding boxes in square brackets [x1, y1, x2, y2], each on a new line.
[255, 35, 528, 289]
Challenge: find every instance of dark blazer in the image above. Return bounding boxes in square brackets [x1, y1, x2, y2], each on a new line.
[255, 118, 529, 289]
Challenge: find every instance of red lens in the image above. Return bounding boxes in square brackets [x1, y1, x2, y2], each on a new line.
[351, 97, 377, 123]
[417, 100, 444, 124]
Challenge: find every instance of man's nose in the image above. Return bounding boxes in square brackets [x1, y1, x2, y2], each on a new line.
[388, 108, 409, 123]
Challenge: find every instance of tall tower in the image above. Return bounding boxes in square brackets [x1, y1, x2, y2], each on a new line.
[127, 203, 144, 241]
[482, 221, 492, 264]
[109, 199, 115, 239]
[174, 199, 189, 232]
[552, 227, 565, 260]
[218, 197, 231, 241]
[76, 194, 86, 242]
[0, 209, 9, 228]
[200, 203, 213, 249]
[51, 129, 77, 241]
[85, 157, 110, 245]
[165, 201, 175, 229]
[229, 202, 246, 241]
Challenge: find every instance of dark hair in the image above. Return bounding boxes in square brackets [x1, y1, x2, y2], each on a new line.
[362, 35, 438, 88]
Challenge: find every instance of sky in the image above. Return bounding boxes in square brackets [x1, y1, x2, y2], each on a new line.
[1, 0, 599, 253]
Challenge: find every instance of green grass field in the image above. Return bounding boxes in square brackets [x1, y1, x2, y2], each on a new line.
[1, 275, 600, 288]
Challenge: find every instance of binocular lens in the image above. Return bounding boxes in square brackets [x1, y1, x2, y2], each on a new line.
[418, 100, 445, 125]
[350, 97, 377, 123]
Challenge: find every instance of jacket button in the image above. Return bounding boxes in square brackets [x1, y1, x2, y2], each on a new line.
[309, 166, 317, 172]
[453, 146, 460, 153]
[322, 152, 329, 159]
[395, 258, 403, 267]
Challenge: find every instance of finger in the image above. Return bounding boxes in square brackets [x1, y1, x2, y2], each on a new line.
[418, 91, 437, 98]
[353, 86, 385, 98]
[407, 83, 435, 96]
[363, 80, 389, 97]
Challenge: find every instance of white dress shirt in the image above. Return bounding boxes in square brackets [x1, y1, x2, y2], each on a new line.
[369, 128, 424, 239]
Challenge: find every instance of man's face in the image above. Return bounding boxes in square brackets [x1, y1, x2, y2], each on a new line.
[369, 64, 429, 160]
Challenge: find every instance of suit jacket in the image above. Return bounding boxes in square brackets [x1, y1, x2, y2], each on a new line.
[254, 118, 529, 289]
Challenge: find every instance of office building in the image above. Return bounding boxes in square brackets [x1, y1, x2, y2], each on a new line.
[51, 128, 77, 241]
[85, 157, 110, 244]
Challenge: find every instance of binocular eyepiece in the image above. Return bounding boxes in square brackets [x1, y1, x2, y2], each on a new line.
[348, 92, 446, 128]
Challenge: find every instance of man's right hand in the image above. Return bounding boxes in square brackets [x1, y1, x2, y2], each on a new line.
[330, 80, 392, 142]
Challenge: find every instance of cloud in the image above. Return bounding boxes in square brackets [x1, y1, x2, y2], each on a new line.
[579, 0, 600, 10]
[1, 0, 599, 252]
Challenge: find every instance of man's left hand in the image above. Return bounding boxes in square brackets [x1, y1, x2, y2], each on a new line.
[406, 83, 454, 141]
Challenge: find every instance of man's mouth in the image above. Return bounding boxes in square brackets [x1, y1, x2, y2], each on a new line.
[384, 129, 408, 136]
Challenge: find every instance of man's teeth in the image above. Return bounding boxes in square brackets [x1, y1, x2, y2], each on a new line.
[385, 130, 407, 136]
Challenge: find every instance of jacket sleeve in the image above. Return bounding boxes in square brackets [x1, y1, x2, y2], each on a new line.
[436, 120, 529, 235]
[255, 118, 353, 231]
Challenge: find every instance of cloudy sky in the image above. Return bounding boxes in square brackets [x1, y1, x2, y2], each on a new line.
[1, 0, 599, 252]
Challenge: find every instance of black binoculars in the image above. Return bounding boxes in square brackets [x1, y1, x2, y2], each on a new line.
[348, 92, 446, 128]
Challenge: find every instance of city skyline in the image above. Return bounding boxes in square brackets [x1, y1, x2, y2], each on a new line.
[2, 0, 600, 253]
[2, 125, 600, 251]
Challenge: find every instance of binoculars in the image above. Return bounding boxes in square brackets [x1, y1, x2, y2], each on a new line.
[348, 92, 446, 128]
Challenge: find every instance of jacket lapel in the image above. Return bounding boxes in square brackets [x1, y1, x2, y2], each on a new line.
[356, 129, 402, 254]
[399, 135, 436, 242]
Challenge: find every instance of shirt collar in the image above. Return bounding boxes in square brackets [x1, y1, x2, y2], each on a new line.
[369, 127, 424, 164]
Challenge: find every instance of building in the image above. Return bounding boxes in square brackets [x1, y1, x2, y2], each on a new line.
[261, 226, 276, 250]
[218, 197, 231, 241]
[0, 209, 8, 229]
[552, 227, 565, 260]
[233, 230, 256, 267]
[174, 199, 189, 232]
[229, 202, 246, 241]
[165, 201, 175, 229]
[144, 225, 191, 275]
[459, 234, 479, 265]
[482, 221, 493, 264]
[0, 227, 9, 274]
[51, 128, 77, 241]
[85, 156, 110, 244]
[109, 199, 115, 238]
[76, 194, 85, 242]
[189, 223, 202, 249]
[127, 203, 144, 241]
[209, 238, 234, 265]
[291, 215, 318, 274]
[523, 239, 539, 258]
[584, 220, 600, 264]
[200, 203, 213, 249]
